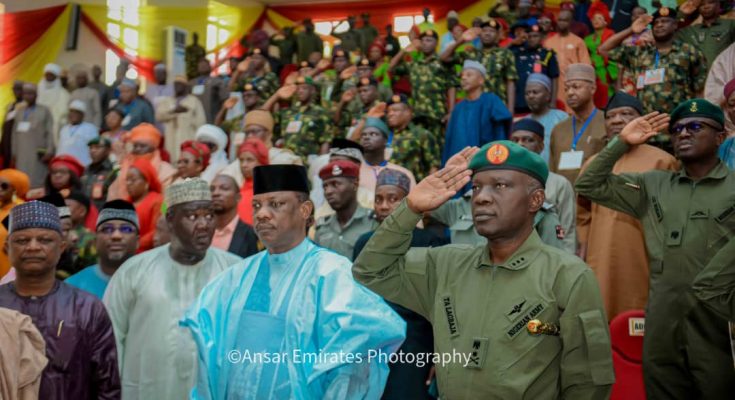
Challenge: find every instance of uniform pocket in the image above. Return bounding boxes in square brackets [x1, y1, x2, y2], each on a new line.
[578, 310, 615, 385]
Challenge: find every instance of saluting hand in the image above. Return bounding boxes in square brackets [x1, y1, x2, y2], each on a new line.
[340, 65, 358, 80]
[406, 147, 477, 213]
[277, 85, 297, 100]
[619, 112, 670, 146]
[366, 102, 387, 118]
[631, 15, 653, 34]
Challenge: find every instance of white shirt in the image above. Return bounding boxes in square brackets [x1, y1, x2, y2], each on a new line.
[56, 122, 99, 166]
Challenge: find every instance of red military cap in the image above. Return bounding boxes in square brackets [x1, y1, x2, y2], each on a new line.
[319, 160, 359, 181]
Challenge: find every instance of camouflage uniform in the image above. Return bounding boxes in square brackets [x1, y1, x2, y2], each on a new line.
[395, 54, 453, 147]
[338, 100, 378, 135]
[608, 41, 707, 114]
[244, 72, 279, 101]
[456, 46, 518, 103]
[389, 123, 440, 181]
[67, 226, 97, 276]
[274, 102, 333, 162]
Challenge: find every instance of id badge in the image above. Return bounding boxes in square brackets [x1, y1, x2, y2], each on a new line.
[192, 84, 205, 95]
[286, 120, 303, 134]
[644, 68, 665, 86]
[17, 121, 30, 132]
[636, 73, 646, 90]
[92, 181, 104, 200]
[558, 150, 584, 170]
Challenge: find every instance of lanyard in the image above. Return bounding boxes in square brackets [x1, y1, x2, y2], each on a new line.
[387, 130, 394, 148]
[22, 106, 34, 121]
[571, 109, 597, 151]
[654, 50, 660, 69]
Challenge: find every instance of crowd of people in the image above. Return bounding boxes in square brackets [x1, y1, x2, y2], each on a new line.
[0, 0, 734, 398]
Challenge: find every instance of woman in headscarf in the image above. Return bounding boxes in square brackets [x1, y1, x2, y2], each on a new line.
[101, 109, 127, 164]
[718, 79, 735, 170]
[174, 140, 210, 182]
[220, 138, 269, 224]
[584, 1, 617, 108]
[0, 169, 30, 278]
[195, 124, 229, 182]
[107, 123, 176, 200]
[126, 158, 164, 252]
[44, 155, 85, 195]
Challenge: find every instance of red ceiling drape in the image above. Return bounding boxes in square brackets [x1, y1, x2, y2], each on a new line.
[269, 0, 479, 33]
[0, 5, 67, 63]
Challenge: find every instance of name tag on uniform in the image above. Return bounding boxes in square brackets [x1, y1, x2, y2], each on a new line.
[558, 150, 584, 170]
[384, 146, 394, 161]
[121, 115, 132, 127]
[643, 68, 665, 86]
[16, 121, 30, 132]
[192, 84, 205, 95]
[286, 120, 302, 134]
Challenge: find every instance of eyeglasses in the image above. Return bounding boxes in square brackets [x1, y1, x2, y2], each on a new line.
[97, 225, 137, 235]
[670, 121, 722, 135]
[245, 128, 266, 136]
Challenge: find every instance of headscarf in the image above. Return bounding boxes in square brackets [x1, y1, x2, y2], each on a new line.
[130, 158, 162, 195]
[0, 169, 30, 200]
[238, 138, 270, 166]
[724, 78, 735, 101]
[180, 140, 211, 170]
[49, 155, 85, 178]
[588, 1, 612, 25]
[195, 124, 229, 183]
[126, 123, 162, 148]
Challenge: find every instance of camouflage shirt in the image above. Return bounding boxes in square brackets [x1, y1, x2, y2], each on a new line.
[248, 72, 280, 100]
[456, 46, 518, 102]
[389, 123, 440, 181]
[396, 53, 453, 122]
[608, 40, 707, 114]
[275, 102, 333, 161]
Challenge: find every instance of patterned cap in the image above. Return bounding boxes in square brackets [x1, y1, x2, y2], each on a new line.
[96, 199, 139, 230]
[469, 140, 549, 185]
[376, 168, 411, 194]
[319, 160, 360, 180]
[8, 201, 62, 234]
[165, 178, 212, 208]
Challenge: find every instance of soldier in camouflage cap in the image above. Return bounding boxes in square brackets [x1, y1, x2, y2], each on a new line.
[385, 94, 440, 181]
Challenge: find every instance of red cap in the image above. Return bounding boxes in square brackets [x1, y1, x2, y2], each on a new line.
[180, 140, 211, 169]
[50, 155, 84, 177]
[319, 160, 359, 181]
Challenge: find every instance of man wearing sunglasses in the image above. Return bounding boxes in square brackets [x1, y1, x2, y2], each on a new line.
[65, 199, 139, 299]
[576, 98, 735, 399]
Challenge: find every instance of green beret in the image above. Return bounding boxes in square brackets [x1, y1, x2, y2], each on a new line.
[88, 136, 111, 147]
[364, 117, 390, 137]
[468, 140, 549, 185]
[669, 98, 724, 131]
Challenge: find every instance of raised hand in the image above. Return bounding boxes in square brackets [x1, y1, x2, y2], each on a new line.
[223, 97, 239, 109]
[366, 102, 386, 118]
[316, 59, 331, 71]
[237, 59, 251, 72]
[461, 28, 481, 43]
[406, 166, 473, 213]
[340, 65, 358, 80]
[341, 88, 357, 104]
[619, 112, 670, 146]
[444, 146, 480, 170]
[276, 85, 297, 100]
[679, 0, 701, 15]
[632, 14, 653, 34]
[284, 72, 299, 86]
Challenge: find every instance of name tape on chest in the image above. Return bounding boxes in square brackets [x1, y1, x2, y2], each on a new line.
[442, 295, 460, 338]
[507, 303, 545, 339]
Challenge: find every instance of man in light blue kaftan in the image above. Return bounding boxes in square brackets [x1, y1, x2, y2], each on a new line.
[182, 164, 406, 399]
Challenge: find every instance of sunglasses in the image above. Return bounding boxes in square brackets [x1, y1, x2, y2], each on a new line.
[670, 121, 722, 136]
[97, 224, 137, 235]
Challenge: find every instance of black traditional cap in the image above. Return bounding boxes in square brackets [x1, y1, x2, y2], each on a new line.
[357, 77, 378, 88]
[330, 138, 364, 153]
[387, 93, 409, 106]
[419, 29, 438, 39]
[253, 165, 310, 194]
[39, 191, 70, 219]
[65, 190, 90, 210]
[605, 92, 644, 116]
[511, 119, 545, 138]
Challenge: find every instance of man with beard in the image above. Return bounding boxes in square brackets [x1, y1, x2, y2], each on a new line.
[314, 160, 376, 259]
[210, 174, 259, 258]
[599, 6, 707, 114]
[524, 74, 568, 163]
[104, 178, 242, 399]
[354, 143, 613, 398]
[576, 99, 735, 398]
[66, 200, 140, 299]
[0, 201, 120, 399]
[182, 164, 405, 399]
